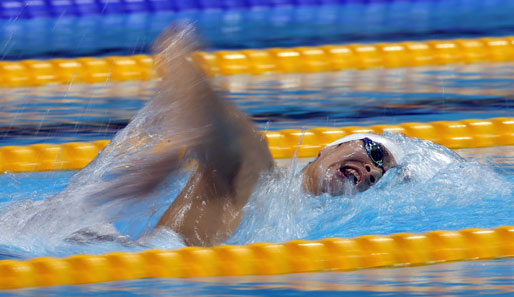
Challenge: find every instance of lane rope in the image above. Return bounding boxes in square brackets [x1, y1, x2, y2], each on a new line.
[0, 0, 427, 19]
[1, 36, 513, 87]
[3, 1, 512, 59]
[0, 225, 512, 289]
[0, 117, 512, 173]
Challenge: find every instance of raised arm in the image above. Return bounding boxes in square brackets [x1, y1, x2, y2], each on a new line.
[90, 23, 273, 246]
[152, 25, 274, 246]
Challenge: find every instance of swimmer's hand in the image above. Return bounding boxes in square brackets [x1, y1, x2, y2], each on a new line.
[92, 23, 215, 201]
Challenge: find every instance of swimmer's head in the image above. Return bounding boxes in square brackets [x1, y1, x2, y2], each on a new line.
[302, 134, 401, 196]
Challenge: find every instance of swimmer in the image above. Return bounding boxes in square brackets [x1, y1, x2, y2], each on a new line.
[302, 134, 398, 196]
[96, 24, 397, 247]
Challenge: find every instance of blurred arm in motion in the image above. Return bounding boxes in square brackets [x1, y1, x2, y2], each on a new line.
[153, 24, 274, 246]
[97, 23, 274, 246]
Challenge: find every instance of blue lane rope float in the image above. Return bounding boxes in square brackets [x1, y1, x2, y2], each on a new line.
[0, 0, 511, 19]
[0, 1, 465, 18]
[2, 1, 513, 59]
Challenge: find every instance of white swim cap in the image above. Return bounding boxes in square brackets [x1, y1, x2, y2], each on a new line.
[325, 133, 405, 165]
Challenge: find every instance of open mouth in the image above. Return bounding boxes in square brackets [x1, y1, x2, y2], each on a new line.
[339, 166, 362, 186]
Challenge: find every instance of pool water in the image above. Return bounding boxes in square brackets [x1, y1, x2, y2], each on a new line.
[1, 145, 512, 259]
[1, 63, 513, 145]
[0, 68, 512, 260]
[0, 5, 514, 294]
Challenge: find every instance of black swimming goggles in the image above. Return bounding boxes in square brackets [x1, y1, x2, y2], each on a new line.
[362, 137, 385, 174]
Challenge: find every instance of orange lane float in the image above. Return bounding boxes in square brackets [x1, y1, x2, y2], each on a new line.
[0, 117, 512, 173]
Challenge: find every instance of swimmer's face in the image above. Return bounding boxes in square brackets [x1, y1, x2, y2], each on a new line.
[302, 139, 397, 196]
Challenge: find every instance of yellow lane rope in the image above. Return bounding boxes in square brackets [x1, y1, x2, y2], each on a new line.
[1, 37, 513, 87]
[0, 226, 512, 289]
[0, 117, 512, 173]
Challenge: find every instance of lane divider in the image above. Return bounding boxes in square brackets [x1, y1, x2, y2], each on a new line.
[0, 117, 512, 173]
[1, 37, 514, 87]
[0, 225, 512, 289]
[0, 0, 414, 19]
[195, 37, 514, 76]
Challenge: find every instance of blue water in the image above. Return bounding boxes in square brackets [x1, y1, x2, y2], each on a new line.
[1, 63, 513, 145]
[0, 80, 512, 259]
[0, 69, 513, 296]
[1, 2, 514, 295]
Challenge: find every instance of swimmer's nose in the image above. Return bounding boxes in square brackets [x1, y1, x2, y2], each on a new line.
[364, 164, 382, 185]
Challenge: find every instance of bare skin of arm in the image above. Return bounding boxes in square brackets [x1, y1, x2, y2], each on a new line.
[153, 26, 273, 246]
[97, 24, 273, 246]
[156, 107, 274, 246]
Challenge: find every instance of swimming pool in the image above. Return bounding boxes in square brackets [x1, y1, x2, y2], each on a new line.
[1, 63, 513, 145]
[0, 68, 512, 294]
[0, 0, 513, 295]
